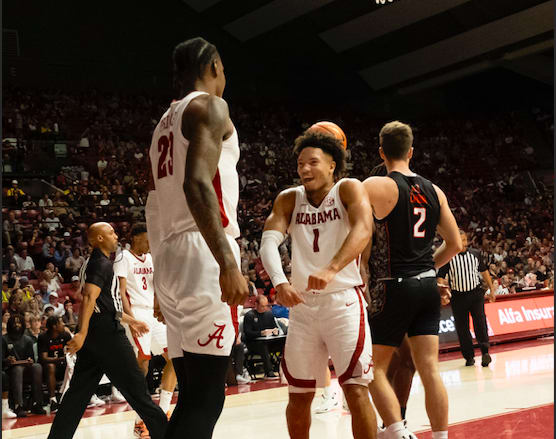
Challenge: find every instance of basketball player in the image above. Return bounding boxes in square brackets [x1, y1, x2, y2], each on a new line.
[260, 128, 377, 439]
[363, 121, 462, 439]
[47, 223, 168, 439]
[114, 223, 177, 436]
[148, 37, 249, 439]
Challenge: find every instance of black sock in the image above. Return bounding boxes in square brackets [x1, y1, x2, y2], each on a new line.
[400, 406, 406, 420]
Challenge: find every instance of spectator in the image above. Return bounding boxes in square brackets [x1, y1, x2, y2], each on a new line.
[38, 194, 53, 209]
[46, 293, 64, 317]
[44, 210, 61, 233]
[2, 246, 17, 270]
[2, 279, 11, 305]
[14, 249, 35, 275]
[7, 292, 25, 317]
[65, 249, 84, 278]
[6, 180, 25, 199]
[535, 265, 549, 283]
[38, 281, 53, 304]
[2, 314, 46, 417]
[39, 316, 70, 413]
[97, 155, 108, 177]
[24, 292, 44, 316]
[53, 242, 69, 271]
[243, 295, 281, 379]
[62, 300, 78, 332]
[244, 275, 257, 297]
[42, 235, 55, 266]
[2, 311, 10, 336]
[65, 275, 82, 302]
[18, 277, 36, 302]
[43, 262, 63, 293]
[24, 316, 42, 344]
[3, 212, 21, 246]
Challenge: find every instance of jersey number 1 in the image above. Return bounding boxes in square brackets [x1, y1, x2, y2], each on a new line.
[313, 228, 320, 252]
[157, 132, 174, 179]
[413, 207, 426, 238]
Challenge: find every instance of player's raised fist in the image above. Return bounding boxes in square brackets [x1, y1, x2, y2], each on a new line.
[307, 268, 336, 291]
[220, 266, 249, 306]
[276, 283, 305, 307]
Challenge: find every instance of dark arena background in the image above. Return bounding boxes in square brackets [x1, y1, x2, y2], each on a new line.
[2, 1, 554, 438]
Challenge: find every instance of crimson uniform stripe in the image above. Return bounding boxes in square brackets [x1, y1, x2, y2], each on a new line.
[338, 286, 366, 386]
[212, 169, 230, 228]
[281, 347, 317, 388]
[230, 306, 239, 337]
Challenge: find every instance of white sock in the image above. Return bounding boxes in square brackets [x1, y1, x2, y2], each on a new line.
[159, 389, 173, 413]
[322, 386, 332, 399]
[2, 398, 9, 410]
[386, 421, 405, 434]
[432, 431, 448, 439]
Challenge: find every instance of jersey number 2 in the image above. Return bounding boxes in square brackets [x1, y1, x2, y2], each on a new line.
[157, 132, 174, 179]
[413, 207, 426, 238]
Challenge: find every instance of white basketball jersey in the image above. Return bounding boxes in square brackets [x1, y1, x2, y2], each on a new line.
[149, 91, 240, 243]
[113, 250, 154, 309]
[288, 179, 362, 294]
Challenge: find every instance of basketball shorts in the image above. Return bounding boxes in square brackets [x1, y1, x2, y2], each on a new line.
[369, 275, 440, 347]
[124, 306, 168, 359]
[282, 287, 373, 393]
[155, 231, 240, 357]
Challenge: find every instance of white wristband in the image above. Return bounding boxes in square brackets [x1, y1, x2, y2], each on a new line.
[260, 230, 289, 288]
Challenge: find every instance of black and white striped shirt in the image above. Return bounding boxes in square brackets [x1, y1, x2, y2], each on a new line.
[438, 248, 488, 292]
[79, 248, 123, 315]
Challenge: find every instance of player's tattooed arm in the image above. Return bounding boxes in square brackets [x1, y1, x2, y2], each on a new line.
[308, 179, 372, 290]
[182, 95, 248, 306]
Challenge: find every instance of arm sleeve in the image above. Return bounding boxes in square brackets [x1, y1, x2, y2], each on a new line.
[243, 312, 260, 341]
[260, 231, 289, 288]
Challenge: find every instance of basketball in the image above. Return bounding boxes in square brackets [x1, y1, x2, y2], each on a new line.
[308, 121, 347, 150]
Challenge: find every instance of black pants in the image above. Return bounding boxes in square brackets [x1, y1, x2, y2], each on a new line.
[8, 363, 43, 407]
[47, 315, 167, 439]
[231, 342, 245, 376]
[165, 351, 229, 439]
[245, 341, 275, 374]
[451, 288, 490, 360]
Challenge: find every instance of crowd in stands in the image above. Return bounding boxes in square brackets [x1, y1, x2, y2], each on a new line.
[1, 88, 553, 416]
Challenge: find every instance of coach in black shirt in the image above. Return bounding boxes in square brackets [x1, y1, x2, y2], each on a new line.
[438, 230, 497, 367]
[47, 222, 167, 439]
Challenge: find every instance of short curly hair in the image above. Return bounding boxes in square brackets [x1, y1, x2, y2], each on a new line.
[293, 131, 347, 178]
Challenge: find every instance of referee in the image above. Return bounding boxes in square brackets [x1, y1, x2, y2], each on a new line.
[437, 230, 497, 367]
[47, 222, 168, 439]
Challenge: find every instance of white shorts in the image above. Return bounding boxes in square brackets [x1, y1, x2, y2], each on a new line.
[124, 306, 168, 358]
[155, 231, 239, 357]
[282, 287, 373, 393]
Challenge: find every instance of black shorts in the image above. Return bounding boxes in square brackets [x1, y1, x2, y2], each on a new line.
[369, 277, 440, 347]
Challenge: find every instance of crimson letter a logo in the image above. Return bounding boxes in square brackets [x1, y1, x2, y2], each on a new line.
[197, 323, 226, 349]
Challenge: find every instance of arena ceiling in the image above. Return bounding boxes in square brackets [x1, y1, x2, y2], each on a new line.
[180, 0, 553, 94]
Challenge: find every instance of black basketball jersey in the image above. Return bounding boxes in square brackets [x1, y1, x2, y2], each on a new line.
[374, 171, 440, 278]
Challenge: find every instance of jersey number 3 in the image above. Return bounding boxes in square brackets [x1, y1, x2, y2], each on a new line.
[413, 207, 426, 238]
[157, 132, 174, 179]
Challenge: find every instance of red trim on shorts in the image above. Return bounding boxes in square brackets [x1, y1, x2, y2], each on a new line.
[338, 287, 365, 386]
[281, 347, 316, 388]
[212, 170, 230, 228]
[133, 336, 152, 360]
[230, 306, 239, 337]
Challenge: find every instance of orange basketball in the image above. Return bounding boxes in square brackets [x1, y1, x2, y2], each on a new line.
[308, 121, 347, 150]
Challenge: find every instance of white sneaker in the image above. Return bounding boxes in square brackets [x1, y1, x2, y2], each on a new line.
[314, 393, 339, 414]
[111, 387, 126, 404]
[2, 407, 17, 419]
[88, 394, 106, 407]
[236, 374, 251, 384]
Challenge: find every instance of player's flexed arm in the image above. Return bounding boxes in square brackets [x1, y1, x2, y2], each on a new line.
[182, 95, 249, 306]
[260, 189, 305, 308]
[308, 178, 373, 290]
